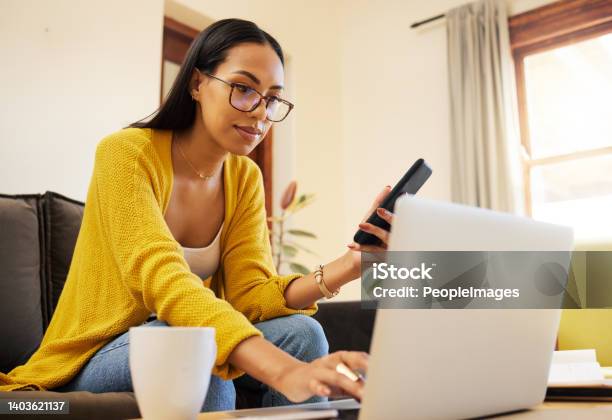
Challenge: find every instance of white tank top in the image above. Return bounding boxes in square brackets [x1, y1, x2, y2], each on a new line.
[181, 222, 223, 279]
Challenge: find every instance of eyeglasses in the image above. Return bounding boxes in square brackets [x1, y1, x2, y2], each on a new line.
[199, 70, 294, 122]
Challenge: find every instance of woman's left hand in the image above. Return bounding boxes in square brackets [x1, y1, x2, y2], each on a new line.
[345, 186, 395, 277]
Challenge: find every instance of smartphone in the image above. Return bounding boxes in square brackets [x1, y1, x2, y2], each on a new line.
[353, 159, 432, 246]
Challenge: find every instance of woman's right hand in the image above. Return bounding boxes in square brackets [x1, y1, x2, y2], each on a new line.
[275, 350, 368, 403]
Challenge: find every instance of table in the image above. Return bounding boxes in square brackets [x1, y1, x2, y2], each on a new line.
[133, 399, 612, 419]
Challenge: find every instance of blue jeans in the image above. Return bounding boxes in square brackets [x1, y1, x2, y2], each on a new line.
[54, 314, 329, 411]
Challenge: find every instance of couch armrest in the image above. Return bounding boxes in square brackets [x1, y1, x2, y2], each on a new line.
[312, 300, 376, 353]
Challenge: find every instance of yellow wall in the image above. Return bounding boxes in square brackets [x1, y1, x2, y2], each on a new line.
[558, 242, 612, 365]
[559, 310, 612, 366]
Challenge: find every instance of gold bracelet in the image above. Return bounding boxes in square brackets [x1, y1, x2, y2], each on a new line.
[314, 264, 339, 299]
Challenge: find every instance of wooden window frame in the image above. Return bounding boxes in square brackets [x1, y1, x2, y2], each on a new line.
[509, 0, 612, 216]
[162, 17, 274, 220]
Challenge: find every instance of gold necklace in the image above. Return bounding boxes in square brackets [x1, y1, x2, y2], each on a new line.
[174, 134, 214, 180]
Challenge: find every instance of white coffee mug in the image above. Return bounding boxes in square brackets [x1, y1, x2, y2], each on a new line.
[129, 325, 217, 420]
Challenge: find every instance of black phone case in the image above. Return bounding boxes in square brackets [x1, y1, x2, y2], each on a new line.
[353, 159, 432, 246]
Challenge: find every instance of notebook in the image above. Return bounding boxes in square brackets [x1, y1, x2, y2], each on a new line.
[547, 349, 612, 401]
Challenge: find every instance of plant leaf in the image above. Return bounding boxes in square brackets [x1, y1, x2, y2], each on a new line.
[286, 193, 315, 213]
[287, 193, 316, 213]
[289, 262, 311, 275]
[282, 244, 298, 257]
[280, 181, 297, 210]
[284, 194, 298, 211]
[287, 229, 317, 239]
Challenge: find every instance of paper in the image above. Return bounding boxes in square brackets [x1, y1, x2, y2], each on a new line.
[548, 349, 609, 387]
[551, 349, 599, 365]
[601, 366, 612, 379]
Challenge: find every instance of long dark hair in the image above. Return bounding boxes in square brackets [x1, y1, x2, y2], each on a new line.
[129, 19, 284, 130]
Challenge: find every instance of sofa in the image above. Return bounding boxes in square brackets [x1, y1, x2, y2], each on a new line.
[0, 191, 376, 420]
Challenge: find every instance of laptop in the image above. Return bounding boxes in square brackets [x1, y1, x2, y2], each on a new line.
[358, 195, 574, 420]
[204, 196, 574, 420]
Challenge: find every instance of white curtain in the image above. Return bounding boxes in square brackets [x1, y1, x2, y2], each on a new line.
[447, 0, 523, 213]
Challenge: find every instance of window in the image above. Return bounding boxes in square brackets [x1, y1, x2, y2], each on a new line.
[510, 0, 612, 243]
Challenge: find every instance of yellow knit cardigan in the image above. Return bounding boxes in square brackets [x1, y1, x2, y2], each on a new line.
[0, 128, 317, 391]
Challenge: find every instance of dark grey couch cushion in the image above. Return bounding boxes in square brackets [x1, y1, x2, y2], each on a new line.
[0, 194, 45, 373]
[313, 301, 376, 353]
[41, 192, 84, 319]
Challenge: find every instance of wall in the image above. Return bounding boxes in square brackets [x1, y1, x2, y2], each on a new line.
[0, 0, 164, 200]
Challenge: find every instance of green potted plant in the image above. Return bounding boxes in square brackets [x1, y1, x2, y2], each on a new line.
[268, 181, 318, 275]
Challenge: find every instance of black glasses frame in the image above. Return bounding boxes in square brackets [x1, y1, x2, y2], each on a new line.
[199, 70, 294, 122]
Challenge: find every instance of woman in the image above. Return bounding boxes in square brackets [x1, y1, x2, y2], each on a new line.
[0, 18, 395, 411]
